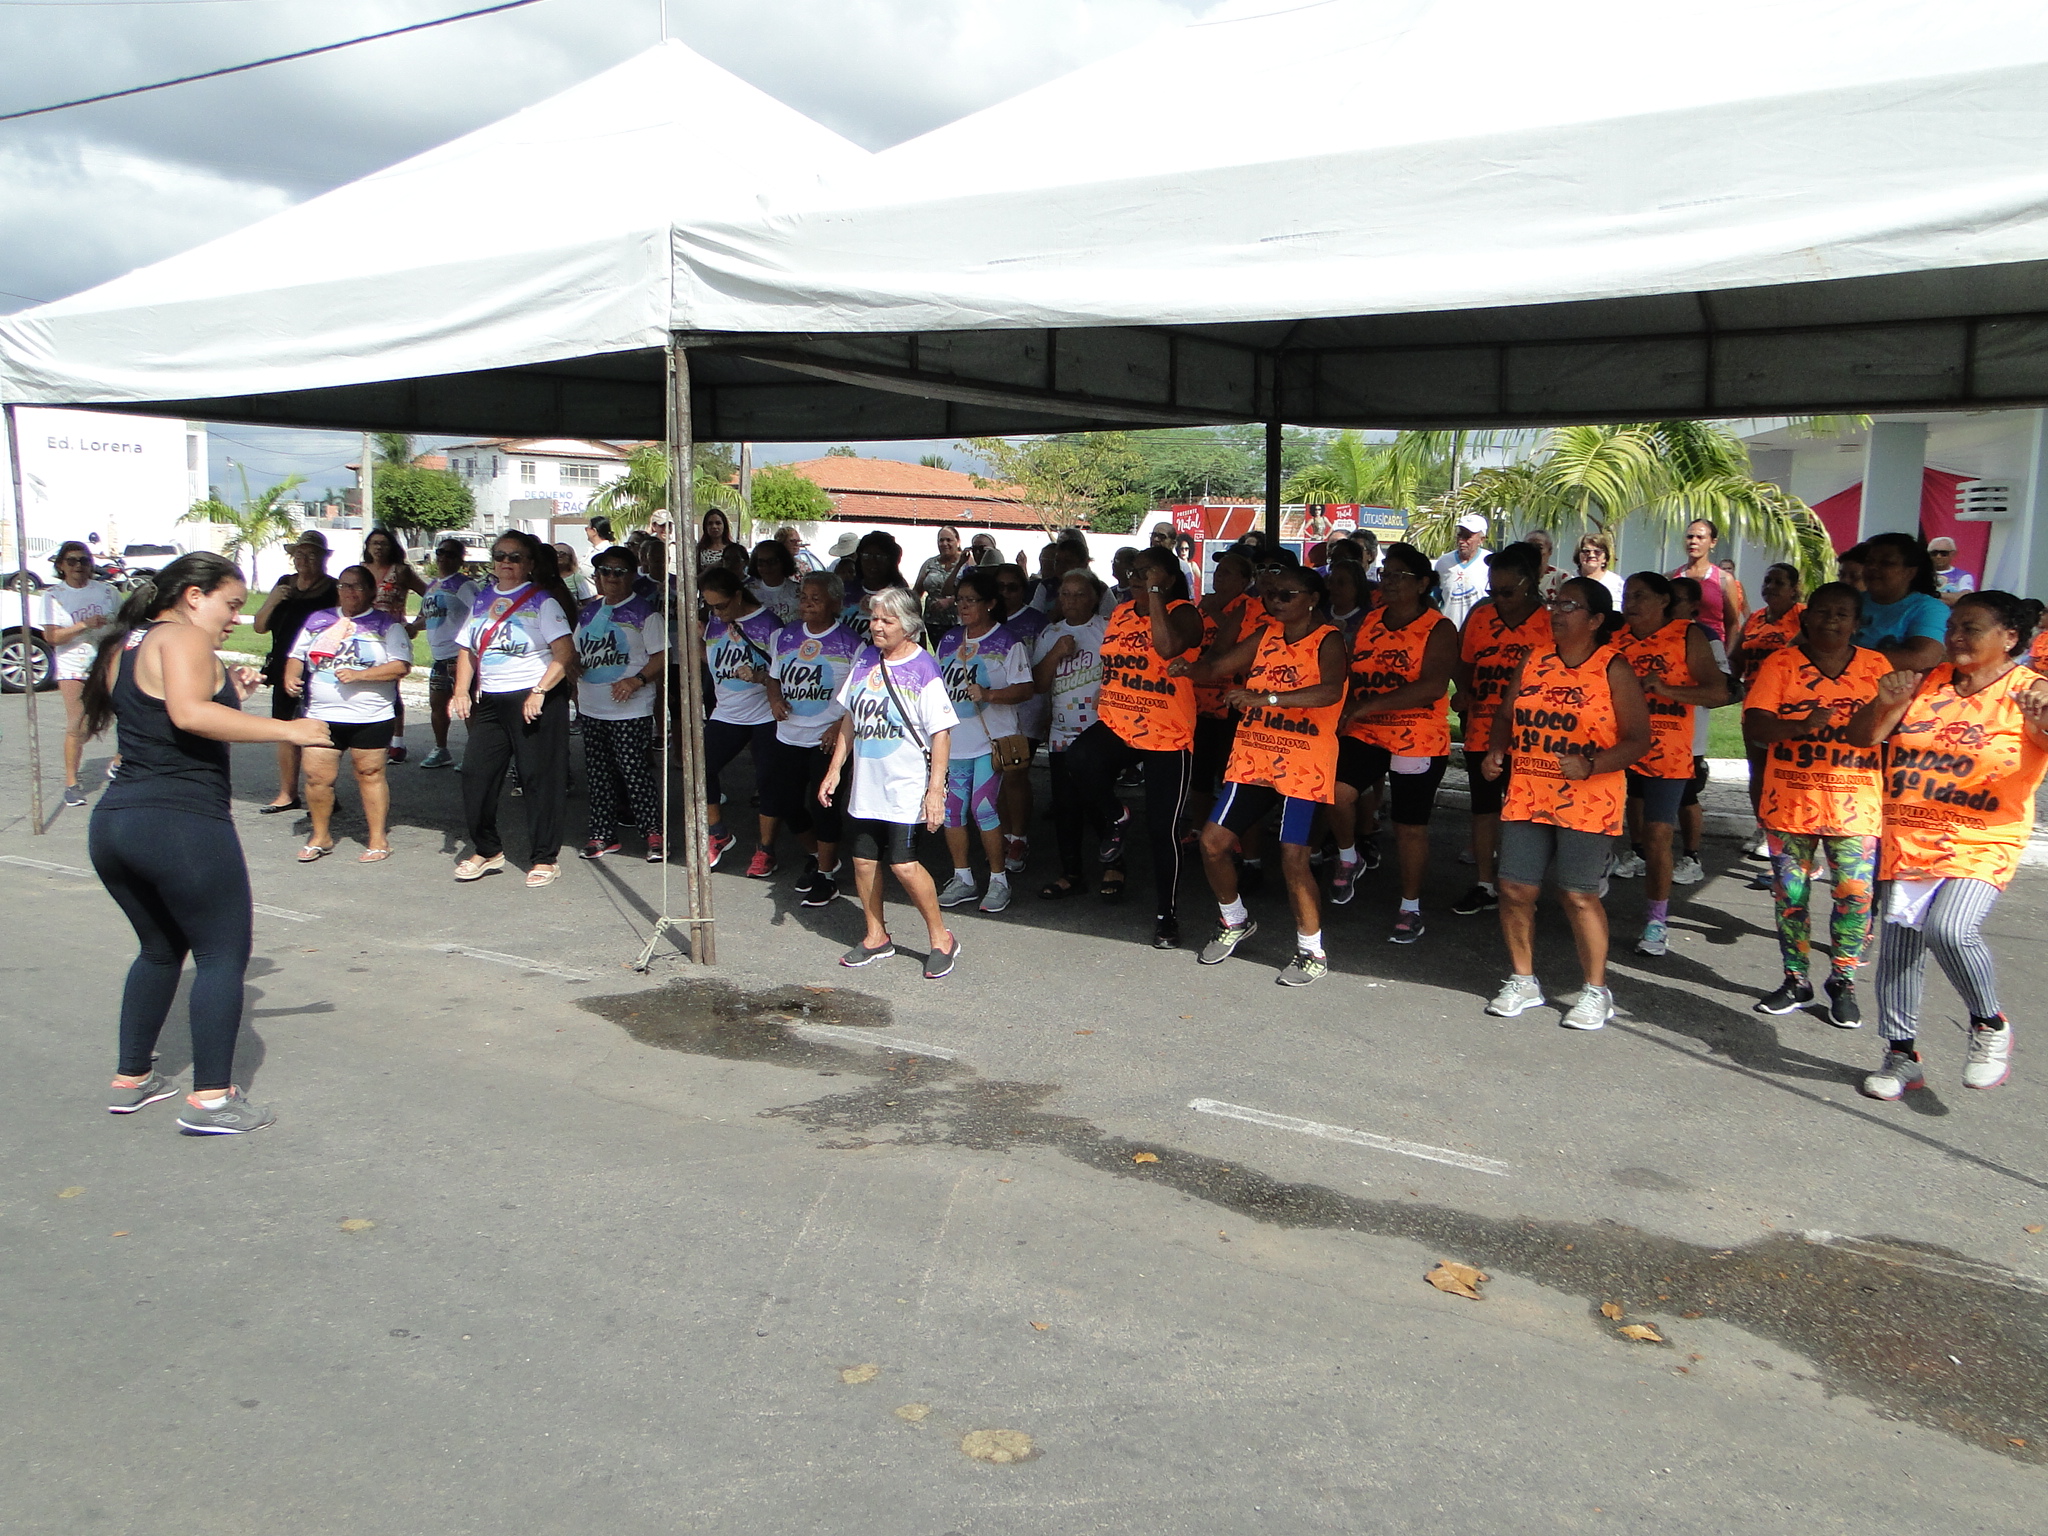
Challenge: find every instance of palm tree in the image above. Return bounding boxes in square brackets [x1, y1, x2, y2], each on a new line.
[585, 444, 748, 538]
[371, 432, 418, 467]
[181, 468, 306, 587]
[1283, 428, 1508, 509]
[1415, 421, 1834, 588]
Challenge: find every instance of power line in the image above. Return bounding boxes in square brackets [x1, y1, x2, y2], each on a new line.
[0, 0, 550, 121]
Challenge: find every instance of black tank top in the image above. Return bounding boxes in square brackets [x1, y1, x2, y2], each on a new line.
[97, 625, 239, 821]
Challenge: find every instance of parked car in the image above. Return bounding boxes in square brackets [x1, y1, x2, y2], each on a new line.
[1, 622, 54, 693]
[120, 541, 183, 578]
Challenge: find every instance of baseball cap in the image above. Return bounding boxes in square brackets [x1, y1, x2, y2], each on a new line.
[1456, 514, 1488, 535]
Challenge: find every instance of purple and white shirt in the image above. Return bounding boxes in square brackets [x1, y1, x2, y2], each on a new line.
[771, 620, 862, 749]
[834, 646, 958, 823]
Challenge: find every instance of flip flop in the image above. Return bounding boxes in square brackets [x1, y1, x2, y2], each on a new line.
[297, 844, 334, 863]
[358, 848, 393, 863]
[1038, 877, 1083, 900]
[1097, 867, 1127, 901]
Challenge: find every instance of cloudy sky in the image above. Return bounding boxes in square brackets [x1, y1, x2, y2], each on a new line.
[1, 0, 1208, 495]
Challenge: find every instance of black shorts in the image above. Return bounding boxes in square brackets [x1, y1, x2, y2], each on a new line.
[429, 657, 458, 693]
[1683, 754, 1709, 808]
[847, 816, 920, 865]
[1464, 747, 1510, 818]
[270, 682, 300, 721]
[1336, 738, 1450, 826]
[314, 718, 395, 753]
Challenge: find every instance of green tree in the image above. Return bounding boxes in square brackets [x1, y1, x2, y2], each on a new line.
[918, 453, 951, 471]
[1417, 421, 1833, 586]
[958, 432, 1148, 535]
[825, 445, 859, 458]
[374, 463, 474, 539]
[181, 469, 305, 587]
[371, 432, 417, 467]
[584, 444, 747, 538]
[749, 464, 835, 524]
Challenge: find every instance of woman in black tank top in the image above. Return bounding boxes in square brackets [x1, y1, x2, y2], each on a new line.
[80, 554, 332, 1135]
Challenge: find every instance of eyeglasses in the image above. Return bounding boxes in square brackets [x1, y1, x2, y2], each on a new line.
[1381, 568, 1422, 582]
[1545, 598, 1587, 613]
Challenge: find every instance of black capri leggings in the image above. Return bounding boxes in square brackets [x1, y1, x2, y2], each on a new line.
[761, 736, 844, 844]
[704, 718, 778, 810]
[1063, 719, 1194, 920]
[89, 805, 253, 1093]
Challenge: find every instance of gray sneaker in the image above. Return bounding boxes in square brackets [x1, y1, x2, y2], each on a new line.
[1276, 949, 1328, 986]
[1963, 1017, 2013, 1090]
[1198, 919, 1257, 965]
[1860, 1046, 1925, 1101]
[937, 874, 979, 908]
[175, 1087, 276, 1135]
[923, 936, 962, 980]
[1561, 985, 1616, 1031]
[1485, 976, 1546, 1017]
[979, 874, 1013, 914]
[108, 1070, 179, 1114]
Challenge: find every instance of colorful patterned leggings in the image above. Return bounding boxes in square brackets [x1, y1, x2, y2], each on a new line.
[1765, 831, 1876, 980]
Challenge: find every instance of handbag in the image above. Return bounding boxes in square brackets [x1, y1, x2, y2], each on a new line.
[989, 733, 1033, 772]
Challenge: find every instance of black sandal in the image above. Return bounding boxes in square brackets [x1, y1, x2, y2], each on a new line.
[259, 798, 304, 815]
[1039, 876, 1083, 900]
[1097, 866, 1127, 901]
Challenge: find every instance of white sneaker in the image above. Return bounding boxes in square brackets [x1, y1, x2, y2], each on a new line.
[1561, 985, 1615, 1031]
[1485, 976, 1546, 1017]
[979, 874, 1013, 914]
[1672, 853, 1705, 885]
[1635, 919, 1668, 958]
[1610, 850, 1646, 878]
[1743, 828, 1768, 859]
[1860, 1046, 1926, 1101]
[937, 875, 979, 908]
[1963, 1018, 2012, 1090]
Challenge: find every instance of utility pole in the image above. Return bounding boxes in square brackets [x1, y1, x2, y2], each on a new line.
[360, 432, 374, 534]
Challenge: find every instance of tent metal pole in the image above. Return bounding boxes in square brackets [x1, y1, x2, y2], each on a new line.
[1264, 416, 1282, 548]
[635, 336, 716, 968]
[6, 405, 47, 835]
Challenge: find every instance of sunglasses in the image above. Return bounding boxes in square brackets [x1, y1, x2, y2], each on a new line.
[491, 551, 528, 563]
[1265, 588, 1311, 602]
[59, 556, 91, 566]
[594, 564, 633, 576]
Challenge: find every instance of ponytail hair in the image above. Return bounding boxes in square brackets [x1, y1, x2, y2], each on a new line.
[80, 551, 246, 740]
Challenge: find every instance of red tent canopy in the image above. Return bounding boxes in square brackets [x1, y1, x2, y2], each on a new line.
[1810, 467, 1985, 576]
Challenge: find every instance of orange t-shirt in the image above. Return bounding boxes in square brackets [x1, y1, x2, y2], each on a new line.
[1616, 619, 1699, 779]
[2028, 630, 2048, 674]
[1096, 597, 1199, 752]
[1223, 623, 1344, 802]
[1344, 606, 1452, 755]
[1194, 593, 1251, 720]
[1459, 601, 1554, 754]
[1501, 644, 1628, 835]
[1737, 603, 1804, 687]
[1881, 663, 2048, 887]
[1746, 645, 1889, 836]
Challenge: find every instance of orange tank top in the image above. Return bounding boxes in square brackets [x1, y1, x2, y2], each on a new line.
[1343, 606, 1451, 754]
[1616, 619, 1699, 778]
[1223, 623, 1343, 802]
[1738, 603, 1803, 686]
[1194, 593, 1251, 720]
[2029, 630, 2048, 674]
[1747, 644, 1888, 837]
[1502, 644, 1628, 835]
[1881, 663, 2048, 888]
[1459, 602, 1553, 754]
[1096, 598, 1199, 752]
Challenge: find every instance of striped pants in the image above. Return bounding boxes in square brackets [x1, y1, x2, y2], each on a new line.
[582, 715, 662, 843]
[1874, 877, 2003, 1043]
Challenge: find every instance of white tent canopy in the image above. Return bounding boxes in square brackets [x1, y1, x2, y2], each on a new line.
[4, 0, 2048, 438]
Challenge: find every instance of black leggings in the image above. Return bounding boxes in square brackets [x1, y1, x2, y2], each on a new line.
[89, 806, 253, 1092]
[1063, 720, 1194, 919]
[1047, 749, 1109, 882]
[462, 688, 571, 863]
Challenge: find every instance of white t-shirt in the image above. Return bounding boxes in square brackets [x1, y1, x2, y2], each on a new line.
[707, 606, 783, 726]
[1002, 605, 1052, 740]
[771, 620, 862, 749]
[456, 583, 572, 693]
[936, 622, 1031, 760]
[574, 594, 666, 721]
[1692, 636, 1730, 755]
[835, 646, 958, 823]
[750, 578, 803, 627]
[37, 579, 117, 680]
[418, 573, 479, 662]
[288, 607, 411, 723]
[1435, 548, 1491, 628]
[1032, 615, 1109, 750]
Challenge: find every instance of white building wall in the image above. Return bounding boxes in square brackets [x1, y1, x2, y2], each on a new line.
[446, 441, 628, 529]
[2, 407, 207, 571]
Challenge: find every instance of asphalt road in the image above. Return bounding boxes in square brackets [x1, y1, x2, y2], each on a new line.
[3, 713, 2044, 1533]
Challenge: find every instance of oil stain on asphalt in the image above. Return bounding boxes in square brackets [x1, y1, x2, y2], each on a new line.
[585, 978, 2048, 1462]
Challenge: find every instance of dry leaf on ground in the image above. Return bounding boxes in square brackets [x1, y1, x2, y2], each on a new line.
[57, 1187, 84, 1199]
[840, 1363, 880, 1384]
[1132, 1152, 1159, 1164]
[1618, 1324, 1665, 1343]
[2026, 1225, 2043, 1234]
[1426, 1261, 1487, 1299]
[1029, 1321, 1049, 1331]
[1600, 1303, 1624, 1320]
[339, 1218, 375, 1232]
[895, 1404, 930, 1422]
[961, 1429, 1036, 1464]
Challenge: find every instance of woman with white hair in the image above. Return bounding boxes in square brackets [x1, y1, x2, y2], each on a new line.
[817, 587, 962, 978]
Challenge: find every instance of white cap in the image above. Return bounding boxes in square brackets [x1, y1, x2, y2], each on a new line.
[1927, 536, 1957, 553]
[1456, 513, 1489, 535]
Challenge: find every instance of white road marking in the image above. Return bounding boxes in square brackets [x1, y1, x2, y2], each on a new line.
[789, 1022, 958, 1060]
[432, 944, 596, 983]
[1801, 1230, 2048, 1297]
[253, 903, 319, 922]
[0, 854, 92, 878]
[1188, 1097, 1510, 1177]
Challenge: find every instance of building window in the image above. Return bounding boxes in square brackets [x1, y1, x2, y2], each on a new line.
[559, 463, 600, 486]
[520, 461, 536, 484]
